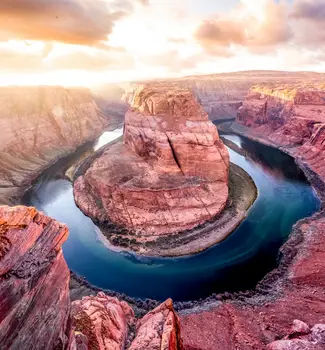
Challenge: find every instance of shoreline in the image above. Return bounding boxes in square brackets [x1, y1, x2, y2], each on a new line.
[95, 162, 257, 257]
[69, 121, 325, 318]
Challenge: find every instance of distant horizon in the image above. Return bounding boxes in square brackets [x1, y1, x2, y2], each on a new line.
[0, 69, 324, 89]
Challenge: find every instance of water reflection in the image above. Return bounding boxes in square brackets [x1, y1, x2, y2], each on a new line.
[222, 134, 306, 182]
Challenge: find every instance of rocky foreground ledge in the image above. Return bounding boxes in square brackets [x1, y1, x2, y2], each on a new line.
[0, 205, 183, 350]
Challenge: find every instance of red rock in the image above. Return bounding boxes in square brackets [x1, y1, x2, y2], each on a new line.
[289, 320, 310, 337]
[74, 85, 229, 236]
[123, 71, 325, 121]
[0, 205, 72, 349]
[0, 86, 108, 205]
[0, 205, 185, 349]
[71, 292, 135, 350]
[179, 84, 325, 350]
[129, 298, 183, 350]
[266, 322, 325, 350]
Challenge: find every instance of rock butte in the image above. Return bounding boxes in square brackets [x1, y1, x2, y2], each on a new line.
[74, 85, 229, 236]
[1, 75, 325, 350]
[122, 71, 325, 121]
[0, 205, 183, 350]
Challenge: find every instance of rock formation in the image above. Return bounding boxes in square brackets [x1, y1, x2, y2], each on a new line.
[71, 293, 135, 350]
[0, 205, 183, 350]
[0, 86, 108, 205]
[266, 320, 325, 350]
[123, 71, 325, 121]
[237, 84, 325, 178]
[0, 205, 72, 349]
[178, 83, 325, 350]
[74, 85, 229, 236]
[129, 298, 183, 350]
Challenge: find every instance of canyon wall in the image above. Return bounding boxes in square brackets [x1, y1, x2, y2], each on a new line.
[237, 84, 325, 178]
[0, 86, 108, 205]
[0, 205, 183, 350]
[122, 71, 325, 121]
[178, 83, 325, 350]
[74, 84, 229, 236]
[0, 205, 72, 349]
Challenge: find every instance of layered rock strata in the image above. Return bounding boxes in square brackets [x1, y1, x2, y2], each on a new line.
[0, 205, 72, 349]
[180, 84, 325, 349]
[0, 205, 183, 350]
[0, 86, 107, 204]
[74, 85, 229, 236]
[129, 298, 183, 350]
[237, 84, 325, 178]
[123, 71, 325, 121]
[71, 293, 135, 350]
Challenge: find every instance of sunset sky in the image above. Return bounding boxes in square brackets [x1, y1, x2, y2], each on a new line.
[0, 0, 324, 86]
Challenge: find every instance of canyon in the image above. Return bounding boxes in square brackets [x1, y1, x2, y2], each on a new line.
[73, 84, 254, 256]
[179, 83, 325, 349]
[0, 86, 119, 205]
[1, 72, 325, 350]
[121, 71, 325, 121]
[0, 205, 183, 350]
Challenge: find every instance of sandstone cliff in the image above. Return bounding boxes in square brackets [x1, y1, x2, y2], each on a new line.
[178, 83, 325, 350]
[237, 84, 325, 178]
[0, 205, 183, 350]
[74, 85, 229, 236]
[0, 205, 72, 349]
[0, 86, 108, 205]
[122, 71, 325, 121]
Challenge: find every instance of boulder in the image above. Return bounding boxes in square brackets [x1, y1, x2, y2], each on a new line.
[71, 292, 135, 350]
[129, 299, 183, 350]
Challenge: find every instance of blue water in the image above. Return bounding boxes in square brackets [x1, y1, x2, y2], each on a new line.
[23, 132, 320, 301]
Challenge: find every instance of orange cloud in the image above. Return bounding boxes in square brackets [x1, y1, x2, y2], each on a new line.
[0, 0, 127, 45]
[195, 0, 291, 55]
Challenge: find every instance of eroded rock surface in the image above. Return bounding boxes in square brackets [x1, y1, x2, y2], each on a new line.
[180, 84, 325, 349]
[123, 71, 325, 121]
[74, 85, 229, 236]
[129, 298, 183, 350]
[0, 86, 108, 204]
[267, 321, 325, 350]
[237, 84, 325, 178]
[0, 205, 72, 349]
[0, 205, 184, 350]
[71, 292, 135, 350]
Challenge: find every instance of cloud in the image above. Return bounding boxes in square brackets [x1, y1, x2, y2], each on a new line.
[196, 19, 244, 46]
[0, 0, 130, 45]
[195, 0, 291, 55]
[292, 0, 325, 21]
[0, 48, 42, 71]
[0, 45, 134, 72]
[290, 0, 325, 47]
[50, 49, 134, 70]
[141, 50, 201, 72]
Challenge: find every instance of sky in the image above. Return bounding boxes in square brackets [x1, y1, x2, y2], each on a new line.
[0, 0, 324, 86]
